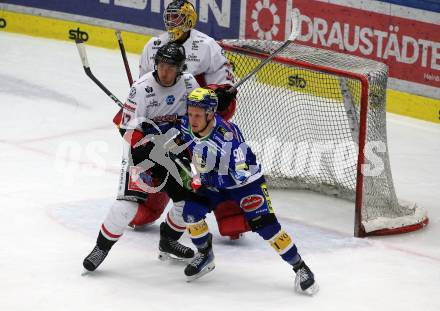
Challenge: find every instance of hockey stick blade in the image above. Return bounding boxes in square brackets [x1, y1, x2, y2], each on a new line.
[75, 39, 90, 68]
[229, 9, 301, 93]
[75, 39, 124, 108]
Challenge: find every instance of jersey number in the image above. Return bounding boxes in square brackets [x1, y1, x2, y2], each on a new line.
[122, 113, 132, 126]
[233, 148, 245, 163]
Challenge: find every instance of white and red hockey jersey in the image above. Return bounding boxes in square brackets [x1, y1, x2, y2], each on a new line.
[139, 29, 234, 87]
[116, 71, 199, 202]
[120, 71, 199, 136]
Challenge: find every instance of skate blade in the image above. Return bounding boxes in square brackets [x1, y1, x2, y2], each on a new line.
[128, 222, 155, 231]
[158, 251, 193, 263]
[186, 262, 215, 282]
[81, 269, 91, 276]
[298, 282, 319, 296]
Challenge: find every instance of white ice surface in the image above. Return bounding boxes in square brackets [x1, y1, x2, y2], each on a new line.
[1, 32, 439, 311]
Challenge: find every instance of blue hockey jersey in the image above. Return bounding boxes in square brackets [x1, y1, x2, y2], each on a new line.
[179, 114, 262, 189]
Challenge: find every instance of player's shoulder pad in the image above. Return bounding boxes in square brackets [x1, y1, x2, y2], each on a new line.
[146, 33, 168, 49]
[191, 29, 215, 43]
[179, 115, 191, 136]
[181, 115, 189, 128]
[135, 72, 154, 86]
[192, 31, 223, 57]
[128, 73, 154, 101]
[126, 85, 139, 106]
[126, 77, 144, 105]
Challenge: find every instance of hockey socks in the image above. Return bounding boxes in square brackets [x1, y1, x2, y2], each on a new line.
[160, 221, 184, 241]
[184, 220, 215, 281]
[97, 231, 117, 251]
[187, 219, 210, 248]
[268, 229, 300, 264]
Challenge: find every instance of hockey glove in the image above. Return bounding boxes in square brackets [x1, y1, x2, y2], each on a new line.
[215, 86, 237, 112]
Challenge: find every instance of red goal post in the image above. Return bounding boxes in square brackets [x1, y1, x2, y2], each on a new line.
[219, 39, 428, 237]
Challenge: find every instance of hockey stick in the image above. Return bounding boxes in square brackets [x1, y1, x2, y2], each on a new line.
[228, 8, 301, 93]
[75, 39, 124, 108]
[115, 30, 134, 86]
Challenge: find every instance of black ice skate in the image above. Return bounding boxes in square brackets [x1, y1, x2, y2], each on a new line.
[159, 238, 195, 262]
[184, 234, 215, 282]
[83, 245, 109, 272]
[158, 223, 194, 262]
[292, 260, 319, 295]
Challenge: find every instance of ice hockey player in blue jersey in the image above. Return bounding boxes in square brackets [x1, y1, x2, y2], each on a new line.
[176, 88, 319, 295]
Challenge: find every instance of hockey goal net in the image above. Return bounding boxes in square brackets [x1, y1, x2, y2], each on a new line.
[219, 39, 428, 237]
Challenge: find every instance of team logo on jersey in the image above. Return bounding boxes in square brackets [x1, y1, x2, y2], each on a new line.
[154, 39, 161, 46]
[192, 41, 199, 51]
[129, 87, 136, 99]
[218, 127, 227, 135]
[217, 127, 233, 141]
[166, 95, 175, 105]
[240, 195, 265, 212]
[145, 86, 153, 93]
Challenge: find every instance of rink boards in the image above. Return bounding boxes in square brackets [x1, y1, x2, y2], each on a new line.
[0, 7, 439, 123]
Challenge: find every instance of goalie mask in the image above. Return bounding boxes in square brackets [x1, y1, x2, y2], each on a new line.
[187, 88, 218, 114]
[154, 42, 187, 75]
[163, 0, 197, 42]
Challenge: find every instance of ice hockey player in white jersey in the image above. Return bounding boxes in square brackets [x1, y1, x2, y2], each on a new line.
[133, 0, 249, 240]
[177, 88, 319, 295]
[139, 0, 234, 92]
[83, 42, 207, 271]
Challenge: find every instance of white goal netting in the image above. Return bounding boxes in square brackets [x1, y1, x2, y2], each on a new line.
[220, 39, 427, 236]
